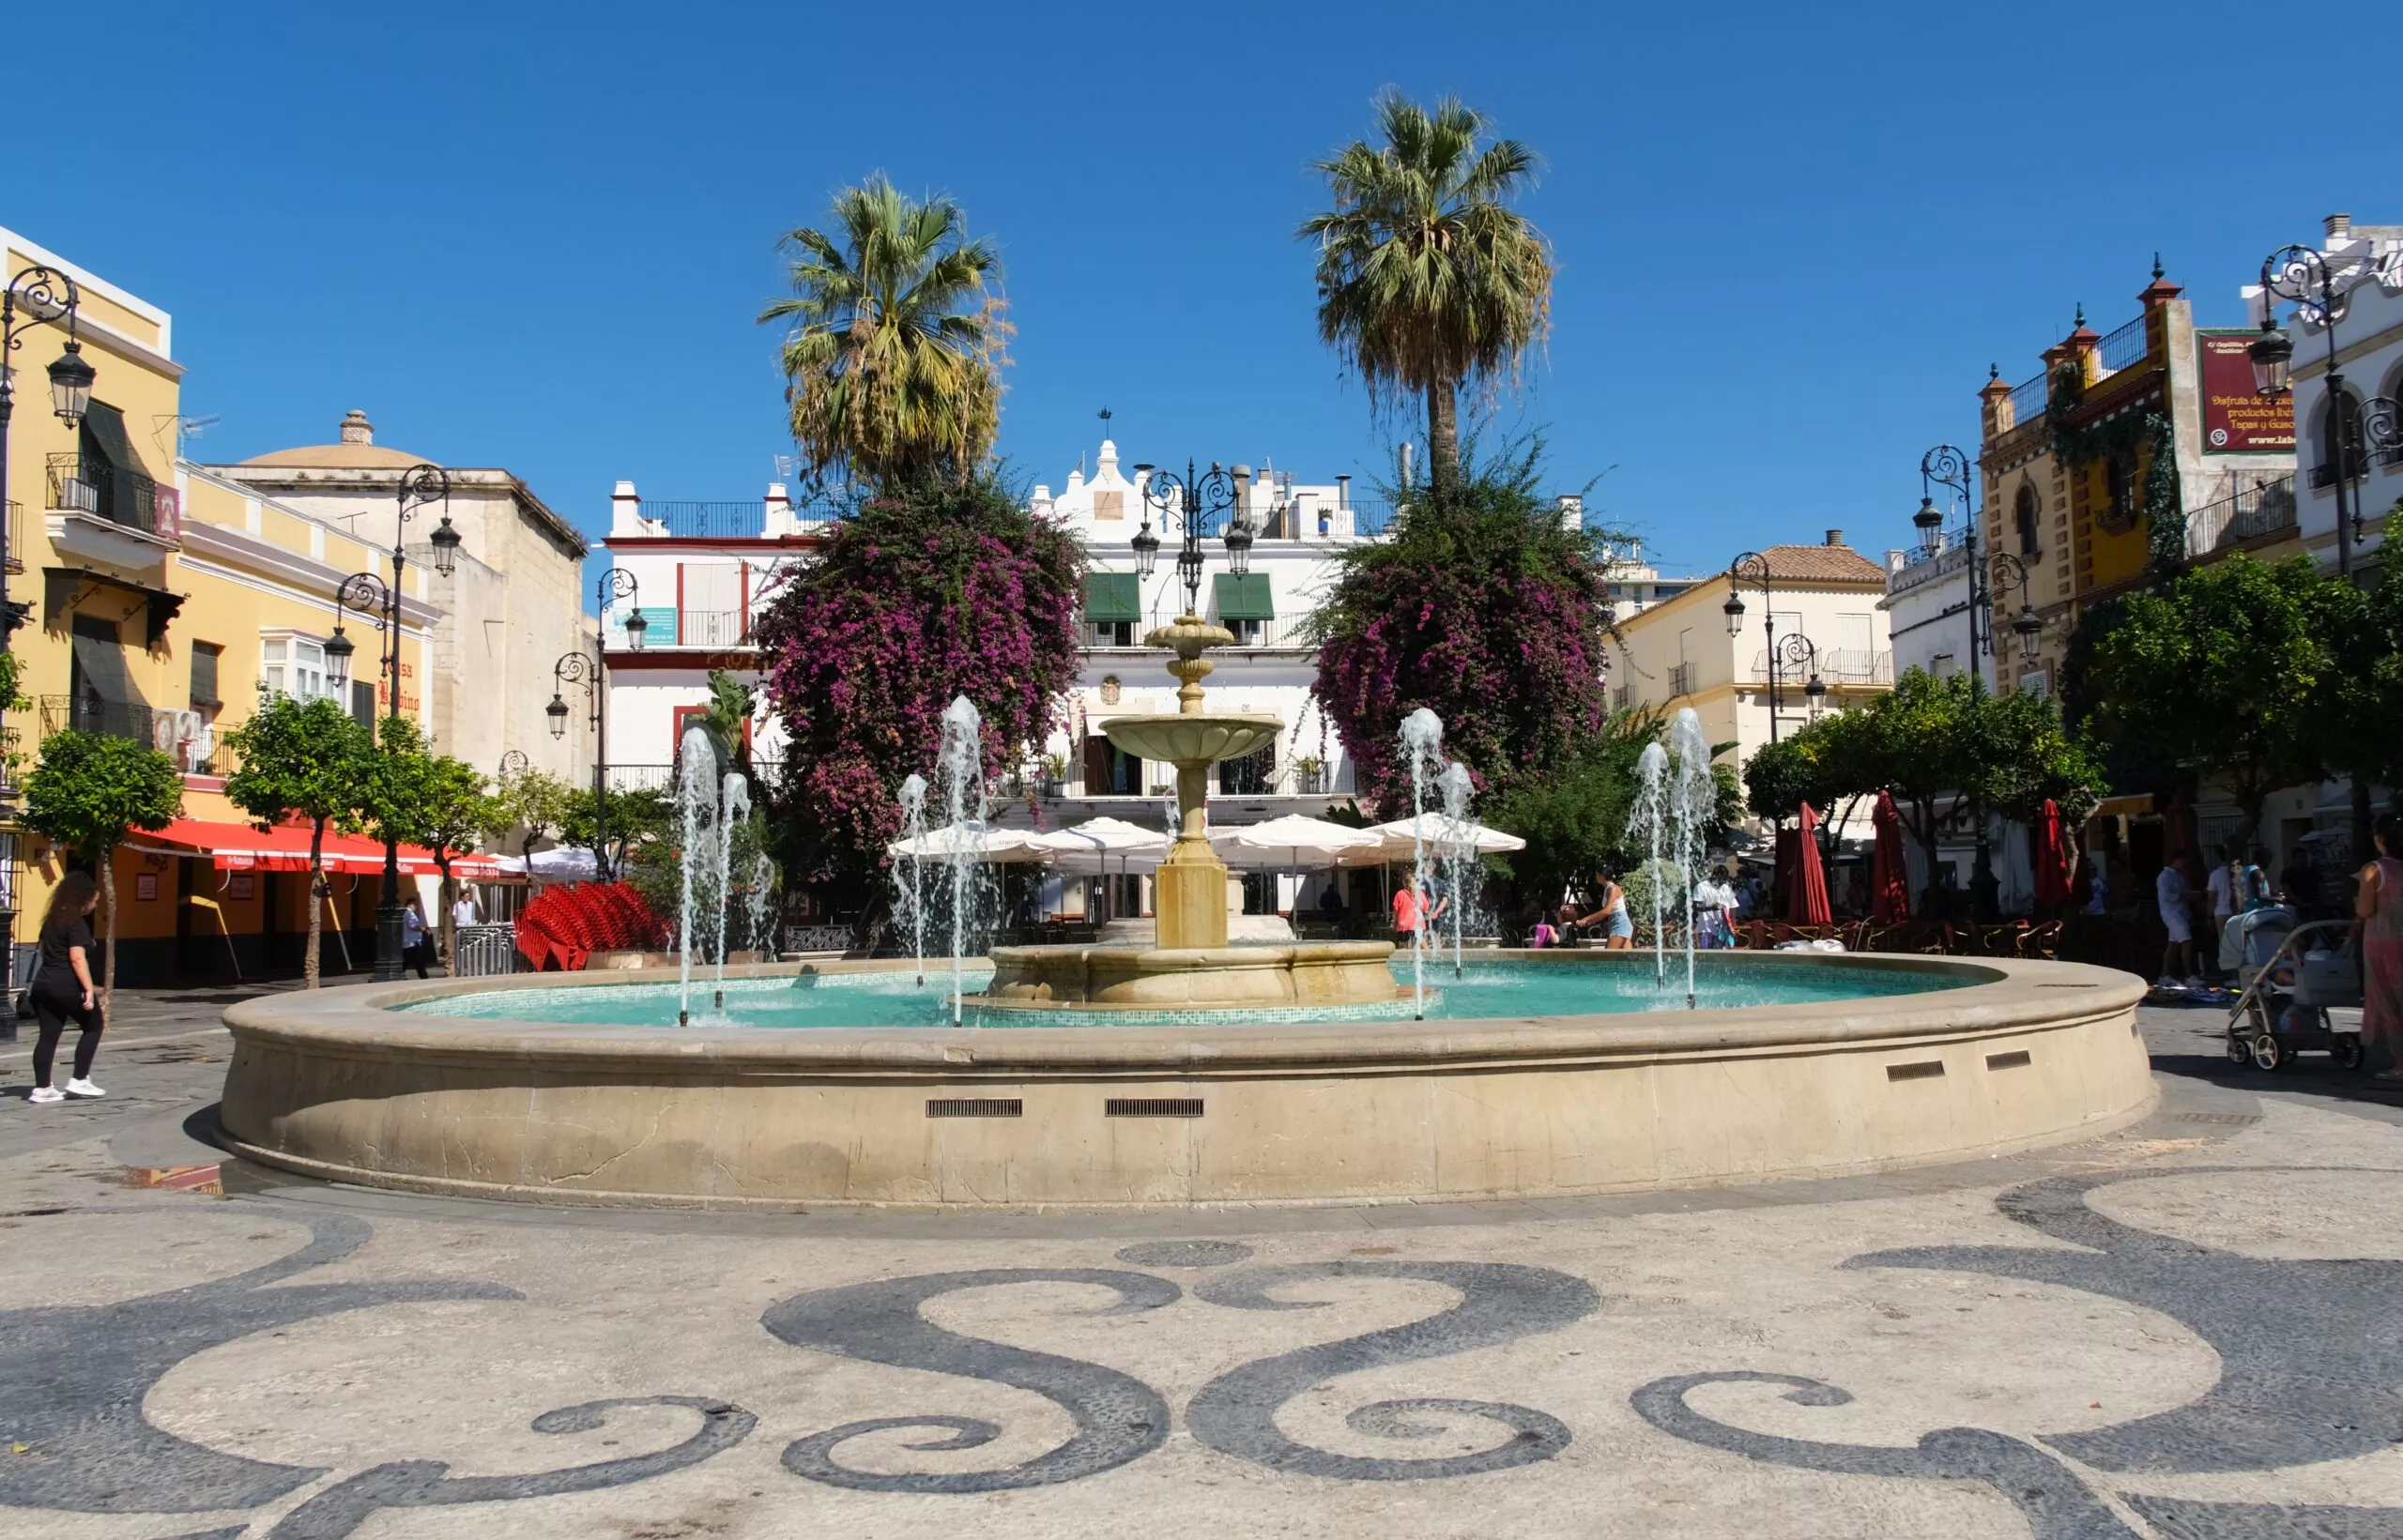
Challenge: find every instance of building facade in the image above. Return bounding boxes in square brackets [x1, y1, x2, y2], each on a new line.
[593, 480, 829, 790]
[208, 411, 594, 783]
[2257, 212, 2401, 577]
[1971, 258, 2298, 701]
[1611, 531, 1893, 833]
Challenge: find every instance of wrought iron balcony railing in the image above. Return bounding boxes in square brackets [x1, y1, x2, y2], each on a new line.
[46, 453, 179, 542]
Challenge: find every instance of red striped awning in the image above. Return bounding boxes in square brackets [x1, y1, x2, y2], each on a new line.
[127, 818, 503, 877]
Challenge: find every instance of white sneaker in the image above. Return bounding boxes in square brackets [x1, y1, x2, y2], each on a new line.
[28, 1086, 65, 1104]
[2156, 975, 2182, 989]
[2182, 977, 2207, 990]
[63, 1078, 104, 1099]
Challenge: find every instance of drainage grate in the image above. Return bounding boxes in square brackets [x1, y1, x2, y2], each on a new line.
[1106, 1098, 1204, 1118]
[2174, 1111, 2262, 1126]
[1886, 1060, 1946, 1082]
[1985, 1050, 2033, 1071]
[926, 1099, 1023, 1119]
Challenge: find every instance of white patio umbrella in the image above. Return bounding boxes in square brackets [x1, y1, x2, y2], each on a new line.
[1029, 816, 1171, 874]
[1211, 814, 1385, 919]
[1354, 813, 1527, 864]
[885, 823, 1051, 863]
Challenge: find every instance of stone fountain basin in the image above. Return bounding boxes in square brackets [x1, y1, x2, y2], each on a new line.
[1100, 713, 1282, 766]
[984, 940, 1400, 1008]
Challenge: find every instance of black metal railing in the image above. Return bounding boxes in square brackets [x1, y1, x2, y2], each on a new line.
[2189, 474, 2298, 551]
[1668, 662, 1693, 697]
[2004, 373, 2048, 430]
[46, 453, 176, 541]
[3, 500, 22, 573]
[2095, 315, 2148, 375]
[602, 759, 782, 795]
[633, 498, 846, 539]
[40, 694, 155, 740]
[2308, 463, 2340, 490]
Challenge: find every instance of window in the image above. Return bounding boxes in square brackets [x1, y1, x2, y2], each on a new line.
[190, 642, 222, 708]
[1219, 745, 1273, 796]
[1932, 652, 1957, 679]
[2014, 482, 2042, 556]
[350, 679, 377, 729]
[260, 634, 336, 702]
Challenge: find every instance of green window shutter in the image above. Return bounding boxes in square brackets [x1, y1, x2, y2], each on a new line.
[1084, 572, 1141, 622]
[1212, 572, 1274, 619]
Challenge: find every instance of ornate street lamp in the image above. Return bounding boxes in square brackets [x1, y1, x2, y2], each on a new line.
[1920, 443, 2002, 921]
[545, 648, 613, 876]
[328, 462, 456, 981]
[1129, 460, 1247, 619]
[598, 567, 642, 649]
[1991, 553, 2043, 666]
[1776, 633, 1828, 725]
[1, 267, 95, 799]
[2257, 242, 2367, 573]
[1724, 552, 1782, 739]
[1912, 496, 1945, 557]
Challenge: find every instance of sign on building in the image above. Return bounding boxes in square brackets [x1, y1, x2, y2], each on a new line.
[2197, 330, 2296, 451]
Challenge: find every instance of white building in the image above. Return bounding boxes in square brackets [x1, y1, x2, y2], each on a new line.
[592, 481, 822, 789]
[1879, 532, 1991, 690]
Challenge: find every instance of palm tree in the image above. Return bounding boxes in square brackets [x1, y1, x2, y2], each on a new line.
[1301, 92, 1553, 493]
[760, 175, 1009, 491]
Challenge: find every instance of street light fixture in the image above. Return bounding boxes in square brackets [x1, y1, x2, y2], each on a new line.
[1990, 552, 2043, 666]
[547, 648, 612, 877]
[327, 462, 456, 981]
[1131, 460, 1246, 618]
[2, 266, 95, 798]
[1921, 444, 2001, 921]
[2256, 241, 2367, 573]
[1722, 589, 1745, 636]
[1777, 633, 1828, 725]
[1724, 552, 1784, 740]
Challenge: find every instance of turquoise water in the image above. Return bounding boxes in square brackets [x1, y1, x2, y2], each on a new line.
[398, 956, 1971, 1030]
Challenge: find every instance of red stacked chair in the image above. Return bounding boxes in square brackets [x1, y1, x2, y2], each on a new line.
[513, 882, 663, 971]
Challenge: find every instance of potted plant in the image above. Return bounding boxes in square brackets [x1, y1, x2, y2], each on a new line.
[1038, 752, 1069, 800]
[1293, 754, 1325, 795]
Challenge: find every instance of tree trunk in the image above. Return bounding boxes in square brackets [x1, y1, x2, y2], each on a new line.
[304, 818, 325, 990]
[96, 849, 118, 1016]
[1426, 382, 1460, 493]
[2353, 777, 2376, 866]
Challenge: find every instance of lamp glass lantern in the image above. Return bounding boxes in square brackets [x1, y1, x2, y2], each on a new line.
[1722, 590, 1746, 637]
[1912, 496, 1944, 557]
[622, 608, 648, 650]
[2249, 322, 2293, 397]
[47, 341, 96, 427]
[1130, 522, 1159, 579]
[1222, 518, 1253, 576]
[1804, 672, 1827, 723]
[546, 694, 571, 740]
[428, 515, 462, 577]
[323, 626, 356, 694]
[2013, 604, 2043, 662]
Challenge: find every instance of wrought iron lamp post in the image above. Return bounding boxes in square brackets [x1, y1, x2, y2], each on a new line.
[1776, 633, 1829, 725]
[0, 267, 98, 782]
[2250, 243, 2376, 576]
[1126, 460, 1252, 617]
[1912, 444, 2002, 920]
[1989, 553, 2044, 666]
[1720, 552, 1786, 740]
[544, 569, 641, 880]
[324, 463, 462, 981]
[497, 749, 529, 778]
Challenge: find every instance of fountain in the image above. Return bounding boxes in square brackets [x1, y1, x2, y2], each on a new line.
[218, 608, 2158, 1211]
[1627, 709, 1722, 1009]
[1668, 707, 1717, 1009]
[710, 772, 750, 1014]
[980, 612, 1402, 1011]
[1436, 759, 1475, 982]
[673, 725, 717, 1028]
[1630, 741, 1672, 987]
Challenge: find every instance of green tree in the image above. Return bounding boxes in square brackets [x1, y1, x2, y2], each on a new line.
[368, 718, 500, 971]
[2083, 555, 2333, 851]
[1302, 90, 1553, 492]
[222, 695, 372, 989]
[758, 175, 1007, 493]
[565, 784, 674, 883]
[489, 768, 575, 860]
[22, 729, 183, 1009]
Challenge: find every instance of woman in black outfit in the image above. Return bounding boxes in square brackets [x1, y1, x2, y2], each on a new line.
[27, 871, 105, 1105]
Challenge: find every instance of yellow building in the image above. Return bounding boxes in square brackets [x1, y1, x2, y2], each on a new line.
[4, 225, 450, 985]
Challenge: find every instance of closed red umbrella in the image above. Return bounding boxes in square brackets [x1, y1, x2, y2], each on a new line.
[1771, 824, 1797, 919]
[1791, 802, 1833, 925]
[1870, 790, 1910, 923]
[2033, 798, 2074, 908]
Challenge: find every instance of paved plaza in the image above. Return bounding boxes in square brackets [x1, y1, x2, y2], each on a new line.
[4, 991, 2400, 1539]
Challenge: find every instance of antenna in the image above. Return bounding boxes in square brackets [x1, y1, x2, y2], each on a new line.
[1098, 404, 1112, 435]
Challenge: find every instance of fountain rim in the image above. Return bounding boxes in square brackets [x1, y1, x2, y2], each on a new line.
[222, 952, 2139, 1074]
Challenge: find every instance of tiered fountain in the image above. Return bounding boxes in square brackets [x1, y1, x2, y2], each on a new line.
[979, 610, 1403, 1012]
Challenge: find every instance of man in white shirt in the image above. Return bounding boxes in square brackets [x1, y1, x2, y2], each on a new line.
[2156, 861, 2199, 988]
[452, 892, 481, 929]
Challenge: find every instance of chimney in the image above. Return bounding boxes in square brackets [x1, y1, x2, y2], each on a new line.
[339, 410, 374, 446]
[763, 481, 793, 537]
[2326, 212, 2352, 241]
[1335, 474, 1351, 509]
[1231, 464, 1253, 525]
[609, 479, 646, 538]
[1825, 528, 1844, 546]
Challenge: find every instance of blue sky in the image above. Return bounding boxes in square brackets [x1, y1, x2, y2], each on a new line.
[2, 0, 2357, 579]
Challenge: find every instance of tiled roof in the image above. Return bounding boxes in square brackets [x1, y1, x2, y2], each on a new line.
[1754, 543, 1888, 584]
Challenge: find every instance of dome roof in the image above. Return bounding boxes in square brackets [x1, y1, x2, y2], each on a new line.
[237, 409, 436, 469]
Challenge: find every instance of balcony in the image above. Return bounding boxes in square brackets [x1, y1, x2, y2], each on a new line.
[2186, 475, 2298, 556]
[632, 499, 844, 539]
[2092, 315, 2149, 378]
[1751, 648, 1894, 687]
[1667, 662, 1693, 697]
[671, 607, 751, 648]
[603, 759, 782, 795]
[1079, 606, 1312, 651]
[38, 695, 225, 773]
[1999, 373, 2048, 433]
[47, 453, 179, 542]
[3, 500, 22, 573]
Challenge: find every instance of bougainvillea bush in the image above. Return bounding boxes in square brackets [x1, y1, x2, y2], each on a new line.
[1310, 446, 1616, 809]
[752, 475, 1082, 910]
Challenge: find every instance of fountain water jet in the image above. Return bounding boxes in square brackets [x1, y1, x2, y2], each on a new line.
[1435, 759, 1475, 981]
[1399, 709, 1446, 1018]
[936, 695, 987, 1028]
[674, 726, 719, 1028]
[895, 773, 928, 984]
[1630, 742, 1671, 987]
[1669, 708, 1716, 1010]
[711, 772, 751, 1013]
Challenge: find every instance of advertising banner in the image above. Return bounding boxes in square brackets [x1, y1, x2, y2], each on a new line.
[2199, 330, 2295, 451]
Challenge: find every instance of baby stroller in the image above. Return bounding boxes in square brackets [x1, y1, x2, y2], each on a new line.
[2222, 910, 2365, 1071]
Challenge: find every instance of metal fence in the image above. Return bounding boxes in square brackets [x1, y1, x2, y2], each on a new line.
[3, 500, 22, 573]
[2094, 315, 2149, 376]
[603, 760, 782, 795]
[2004, 373, 2048, 431]
[635, 499, 847, 539]
[452, 923, 519, 977]
[674, 607, 751, 648]
[2186, 474, 2298, 554]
